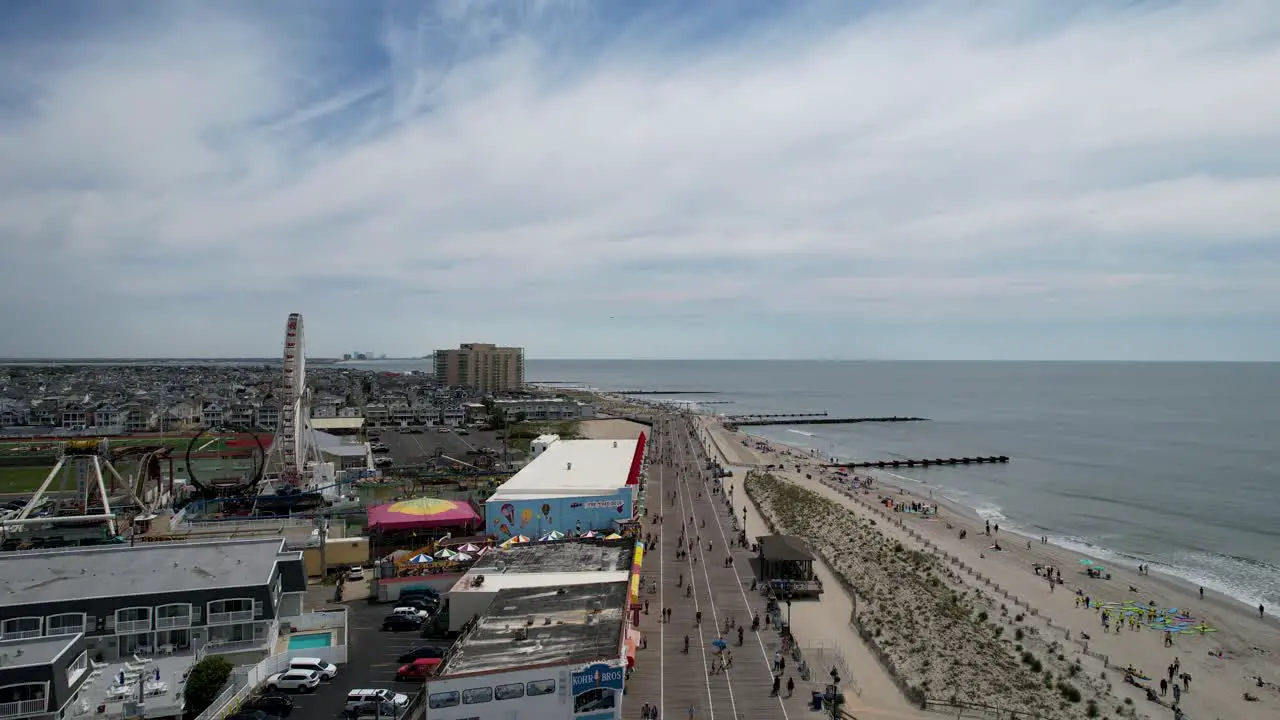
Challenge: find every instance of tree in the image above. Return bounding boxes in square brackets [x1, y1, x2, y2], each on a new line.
[185, 656, 234, 717]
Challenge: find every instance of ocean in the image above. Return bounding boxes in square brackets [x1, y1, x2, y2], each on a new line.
[338, 358, 1280, 609]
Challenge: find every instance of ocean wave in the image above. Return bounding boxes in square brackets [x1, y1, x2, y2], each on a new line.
[786, 429, 816, 437]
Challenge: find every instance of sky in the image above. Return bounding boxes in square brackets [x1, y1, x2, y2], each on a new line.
[1, 0, 1279, 361]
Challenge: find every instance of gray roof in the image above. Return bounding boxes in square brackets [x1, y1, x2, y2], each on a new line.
[757, 535, 815, 562]
[442, 581, 627, 676]
[469, 540, 632, 575]
[1, 538, 293, 607]
[0, 633, 80, 668]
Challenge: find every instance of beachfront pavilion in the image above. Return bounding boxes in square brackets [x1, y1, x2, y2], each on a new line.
[756, 534, 817, 581]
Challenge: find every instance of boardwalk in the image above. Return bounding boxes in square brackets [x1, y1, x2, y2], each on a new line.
[629, 414, 812, 720]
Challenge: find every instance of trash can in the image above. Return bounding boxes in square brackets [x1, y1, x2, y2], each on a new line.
[811, 691, 824, 711]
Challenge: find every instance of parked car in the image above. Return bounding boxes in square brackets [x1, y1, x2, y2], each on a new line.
[396, 645, 448, 664]
[241, 694, 293, 718]
[346, 566, 365, 581]
[395, 657, 442, 681]
[288, 657, 338, 681]
[396, 598, 438, 612]
[391, 606, 431, 619]
[381, 614, 424, 632]
[346, 689, 410, 713]
[264, 670, 321, 693]
[399, 586, 440, 601]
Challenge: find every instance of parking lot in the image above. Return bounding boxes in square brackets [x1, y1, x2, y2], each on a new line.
[375, 428, 506, 468]
[282, 600, 432, 718]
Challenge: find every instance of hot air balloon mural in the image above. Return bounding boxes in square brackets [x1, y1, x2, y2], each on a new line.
[520, 508, 534, 527]
[501, 503, 515, 526]
[541, 503, 552, 522]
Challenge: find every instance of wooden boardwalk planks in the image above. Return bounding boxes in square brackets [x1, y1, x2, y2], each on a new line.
[627, 416, 811, 720]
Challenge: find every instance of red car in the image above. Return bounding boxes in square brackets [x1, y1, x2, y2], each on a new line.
[395, 658, 442, 681]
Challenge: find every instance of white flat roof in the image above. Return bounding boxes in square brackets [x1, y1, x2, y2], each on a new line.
[487, 439, 637, 502]
[450, 570, 629, 594]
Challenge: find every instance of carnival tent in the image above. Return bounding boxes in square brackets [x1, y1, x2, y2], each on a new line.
[368, 498, 482, 532]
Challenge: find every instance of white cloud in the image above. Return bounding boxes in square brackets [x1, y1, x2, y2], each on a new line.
[1, 0, 1278, 359]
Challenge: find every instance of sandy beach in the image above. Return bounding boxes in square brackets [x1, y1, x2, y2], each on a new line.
[696, 414, 1280, 720]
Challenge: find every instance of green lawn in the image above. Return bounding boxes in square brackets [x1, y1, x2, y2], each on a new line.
[0, 466, 57, 493]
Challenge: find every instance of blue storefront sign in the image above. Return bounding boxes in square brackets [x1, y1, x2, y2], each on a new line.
[486, 490, 632, 539]
[572, 662, 625, 720]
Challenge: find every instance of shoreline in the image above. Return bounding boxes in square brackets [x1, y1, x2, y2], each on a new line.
[737, 424, 1274, 613]
[699, 414, 1280, 720]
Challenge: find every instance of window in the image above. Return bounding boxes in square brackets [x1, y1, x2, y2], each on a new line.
[46, 613, 86, 637]
[207, 598, 254, 624]
[114, 607, 151, 634]
[1, 617, 43, 640]
[429, 691, 460, 709]
[494, 683, 524, 701]
[526, 679, 555, 696]
[155, 604, 191, 629]
[67, 651, 88, 684]
[0, 682, 49, 715]
[462, 687, 492, 705]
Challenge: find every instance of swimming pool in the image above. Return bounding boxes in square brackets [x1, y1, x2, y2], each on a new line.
[287, 632, 333, 650]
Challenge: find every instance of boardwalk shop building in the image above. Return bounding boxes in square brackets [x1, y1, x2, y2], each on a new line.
[425, 581, 632, 720]
[445, 541, 635, 633]
[485, 438, 645, 540]
[0, 538, 307, 664]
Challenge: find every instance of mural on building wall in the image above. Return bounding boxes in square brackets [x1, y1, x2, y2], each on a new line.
[572, 662, 625, 720]
[486, 492, 632, 539]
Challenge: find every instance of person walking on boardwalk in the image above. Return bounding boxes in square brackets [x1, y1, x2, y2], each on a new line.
[786, 676, 795, 698]
[771, 676, 781, 696]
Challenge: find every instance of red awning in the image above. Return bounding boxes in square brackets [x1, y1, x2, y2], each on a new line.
[626, 432, 647, 486]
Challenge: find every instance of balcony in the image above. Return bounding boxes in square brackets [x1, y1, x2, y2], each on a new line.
[0, 699, 47, 719]
[115, 618, 152, 634]
[207, 610, 254, 625]
[0, 629, 42, 641]
[155, 615, 192, 630]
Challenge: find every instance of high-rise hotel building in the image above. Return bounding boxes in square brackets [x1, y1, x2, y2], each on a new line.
[434, 343, 525, 391]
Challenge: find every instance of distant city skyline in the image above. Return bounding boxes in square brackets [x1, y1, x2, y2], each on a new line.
[1, 1, 1278, 361]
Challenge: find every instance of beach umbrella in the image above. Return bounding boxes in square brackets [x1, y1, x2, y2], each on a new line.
[1078, 559, 1094, 566]
[604, 533, 623, 540]
[583, 530, 599, 538]
[711, 639, 727, 650]
[408, 553, 433, 564]
[436, 548, 457, 559]
[452, 552, 473, 562]
[459, 543, 481, 553]
[475, 546, 493, 555]
[540, 530, 565, 542]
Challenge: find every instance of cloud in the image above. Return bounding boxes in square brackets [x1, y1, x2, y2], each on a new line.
[1, 0, 1278, 359]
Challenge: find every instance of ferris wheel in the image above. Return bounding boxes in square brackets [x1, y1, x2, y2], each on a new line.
[269, 312, 318, 487]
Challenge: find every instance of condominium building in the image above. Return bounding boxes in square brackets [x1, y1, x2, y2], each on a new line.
[0, 538, 308, 661]
[433, 343, 525, 392]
